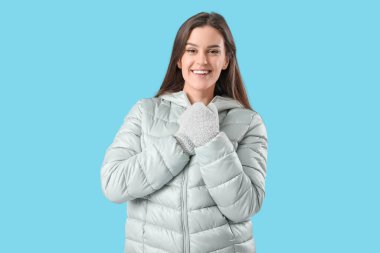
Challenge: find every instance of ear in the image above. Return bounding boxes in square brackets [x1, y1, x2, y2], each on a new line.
[177, 60, 182, 69]
[223, 58, 229, 70]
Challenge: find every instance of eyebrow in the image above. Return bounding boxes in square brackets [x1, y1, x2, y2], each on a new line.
[185, 42, 221, 48]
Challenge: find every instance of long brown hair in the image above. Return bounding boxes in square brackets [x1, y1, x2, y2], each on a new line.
[154, 12, 253, 110]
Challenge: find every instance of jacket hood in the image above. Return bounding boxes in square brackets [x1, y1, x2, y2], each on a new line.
[159, 90, 244, 112]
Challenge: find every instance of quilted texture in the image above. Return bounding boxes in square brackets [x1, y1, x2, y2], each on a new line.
[100, 90, 268, 253]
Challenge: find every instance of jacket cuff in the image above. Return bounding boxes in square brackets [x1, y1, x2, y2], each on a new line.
[174, 132, 195, 156]
[194, 131, 234, 165]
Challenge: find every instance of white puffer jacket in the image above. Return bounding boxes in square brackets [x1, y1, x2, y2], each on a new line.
[101, 90, 268, 253]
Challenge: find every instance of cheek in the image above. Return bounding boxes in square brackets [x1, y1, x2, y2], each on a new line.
[212, 63, 224, 73]
[180, 56, 191, 67]
[216, 61, 226, 69]
[180, 65, 190, 78]
[181, 60, 192, 75]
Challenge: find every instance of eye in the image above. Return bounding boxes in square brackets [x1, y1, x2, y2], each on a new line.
[209, 50, 220, 55]
[186, 49, 197, 54]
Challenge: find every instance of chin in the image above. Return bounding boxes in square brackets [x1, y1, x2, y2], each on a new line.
[185, 81, 215, 91]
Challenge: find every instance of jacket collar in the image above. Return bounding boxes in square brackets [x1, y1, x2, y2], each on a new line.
[159, 90, 244, 112]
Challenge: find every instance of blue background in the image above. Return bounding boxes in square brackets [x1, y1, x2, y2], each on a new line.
[1, 0, 379, 252]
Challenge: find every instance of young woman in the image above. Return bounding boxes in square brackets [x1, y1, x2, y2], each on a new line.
[101, 12, 268, 253]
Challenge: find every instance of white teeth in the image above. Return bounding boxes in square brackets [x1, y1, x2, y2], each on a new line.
[192, 70, 210, 74]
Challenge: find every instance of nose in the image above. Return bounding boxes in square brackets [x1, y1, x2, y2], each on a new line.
[196, 51, 208, 65]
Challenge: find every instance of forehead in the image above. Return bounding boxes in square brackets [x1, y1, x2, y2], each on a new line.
[186, 26, 224, 47]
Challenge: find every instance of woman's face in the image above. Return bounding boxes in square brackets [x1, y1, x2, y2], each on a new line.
[177, 25, 229, 93]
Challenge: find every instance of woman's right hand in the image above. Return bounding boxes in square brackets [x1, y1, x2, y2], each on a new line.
[174, 102, 220, 155]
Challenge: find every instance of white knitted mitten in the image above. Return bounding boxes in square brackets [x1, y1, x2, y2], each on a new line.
[174, 102, 219, 155]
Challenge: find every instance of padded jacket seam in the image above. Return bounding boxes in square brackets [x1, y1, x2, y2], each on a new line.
[126, 237, 172, 253]
[207, 170, 243, 190]
[147, 199, 180, 212]
[151, 142, 174, 177]
[188, 205, 217, 212]
[200, 149, 235, 168]
[236, 113, 256, 141]
[238, 146, 267, 162]
[209, 243, 234, 253]
[136, 155, 157, 191]
[128, 217, 182, 235]
[242, 164, 266, 181]
[144, 111, 177, 124]
[218, 187, 252, 209]
[187, 184, 206, 190]
[190, 221, 229, 235]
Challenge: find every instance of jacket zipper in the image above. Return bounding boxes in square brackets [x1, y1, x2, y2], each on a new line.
[181, 167, 189, 253]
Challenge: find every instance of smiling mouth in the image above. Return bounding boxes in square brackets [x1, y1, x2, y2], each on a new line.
[191, 70, 211, 76]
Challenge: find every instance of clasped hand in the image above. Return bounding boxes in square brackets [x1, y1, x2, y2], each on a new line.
[174, 102, 220, 155]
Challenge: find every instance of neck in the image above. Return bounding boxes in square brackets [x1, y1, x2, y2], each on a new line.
[182, 85, 215, 106]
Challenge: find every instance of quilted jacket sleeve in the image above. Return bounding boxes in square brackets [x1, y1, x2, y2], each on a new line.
[194, 112, 268, 223]
[100, 99, 191, 203]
